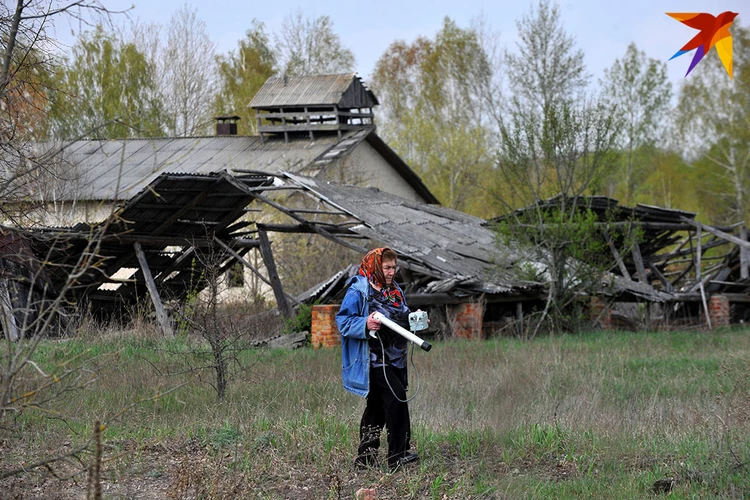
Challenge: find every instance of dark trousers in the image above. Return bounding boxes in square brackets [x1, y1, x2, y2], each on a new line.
[357, 364, 411, 468]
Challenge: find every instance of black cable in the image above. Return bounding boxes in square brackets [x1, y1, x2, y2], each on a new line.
[376, 330, 420, 403]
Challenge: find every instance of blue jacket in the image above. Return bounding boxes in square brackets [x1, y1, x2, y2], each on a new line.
[336, 275, 408, 397]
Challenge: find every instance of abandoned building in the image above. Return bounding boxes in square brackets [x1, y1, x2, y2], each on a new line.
[8, 74, 435, 300]
[2, 73, 750, 342]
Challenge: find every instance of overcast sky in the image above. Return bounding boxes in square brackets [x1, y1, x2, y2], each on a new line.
[50, 0, 745, 88]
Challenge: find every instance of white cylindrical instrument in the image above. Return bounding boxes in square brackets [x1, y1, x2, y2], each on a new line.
[370, 311, 432, 352]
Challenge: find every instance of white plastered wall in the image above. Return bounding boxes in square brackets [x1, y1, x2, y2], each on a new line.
[326, 141, 424, 203]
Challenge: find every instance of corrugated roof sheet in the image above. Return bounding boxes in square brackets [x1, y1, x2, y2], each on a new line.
[31, 134, 343, 201]
[282, 173, 675, 301]
[282, 174, 531, 294]
[249, 73, 375, 108]
[24, 172, 275, 314]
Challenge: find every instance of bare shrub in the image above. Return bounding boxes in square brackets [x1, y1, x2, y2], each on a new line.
[173, 245, 281, 400]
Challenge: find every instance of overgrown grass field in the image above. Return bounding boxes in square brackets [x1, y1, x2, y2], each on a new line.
[3, 328, 750, 498]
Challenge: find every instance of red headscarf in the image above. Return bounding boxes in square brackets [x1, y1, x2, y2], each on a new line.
[358, 247, 390, 288]
[358, 247, 404, 306]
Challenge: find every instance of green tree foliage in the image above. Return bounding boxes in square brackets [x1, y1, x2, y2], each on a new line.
[505, 0, 589, 113]
[213, 21, 276, 135]
[675, 22, 750, 224]
[372, 17, 497, 216]
[46, 27, 165, 139]
[494, 95, 621, 332]
[275, 10, 355, 77]
[495, 208, 620, 334]
[635, 149, 698, 211]
[601, 43, 672, 205]
[496, 98, 620, 208]
[491, 0, 593, 214]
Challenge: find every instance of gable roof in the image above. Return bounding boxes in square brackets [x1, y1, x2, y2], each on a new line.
[249, 73, 379, 109]
[31, 129, 435, 203]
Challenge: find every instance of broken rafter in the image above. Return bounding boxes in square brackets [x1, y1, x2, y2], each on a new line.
[133, 242, 174, 337]
[256, 226, 293, 319]
[136, 204, 231, 213]
[219, 172, 370, 255]
[741, 225, 749, 280]
[254, 223, 361, 235]
[288, 208, 349, 216]
[155, 247, 195, 285]
[211, 236, 299, 307]
[647, 262, 673, 292]
[695, 224, 712, 329]
[631, 243, 649, 283]
[682, 217, 750, 250]
[603, 229, 631, 280]
[650, 237, 728, 263]
[664, 253, 734, 265]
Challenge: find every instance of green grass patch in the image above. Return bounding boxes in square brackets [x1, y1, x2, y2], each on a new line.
[3, 328, 750, 498]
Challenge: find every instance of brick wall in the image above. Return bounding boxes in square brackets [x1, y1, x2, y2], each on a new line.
[448, 302, 484, 339]
[311, 304, 341, 349]
[708, 295, 730, 329]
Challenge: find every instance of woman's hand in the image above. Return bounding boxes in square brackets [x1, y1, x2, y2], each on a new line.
[366, 312, 381, 331]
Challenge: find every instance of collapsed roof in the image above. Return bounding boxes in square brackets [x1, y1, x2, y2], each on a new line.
[5, 172, 750, 329]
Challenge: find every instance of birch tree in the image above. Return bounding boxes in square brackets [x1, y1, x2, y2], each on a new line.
[493, 0, 623, 332]
[504, 0, 589, 114]
[372, 17, 499, 215]
[162, 4, 217, 136]
[675, 23, 750, 224]
[275, 10, 355, 76]
[601, 43, 672, 205]
[47, 27, 165, 139]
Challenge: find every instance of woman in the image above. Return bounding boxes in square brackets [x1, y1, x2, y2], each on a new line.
[336, 247, 420, 471]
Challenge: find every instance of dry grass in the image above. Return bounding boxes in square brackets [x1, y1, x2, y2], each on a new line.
[2, 327, 750, 498]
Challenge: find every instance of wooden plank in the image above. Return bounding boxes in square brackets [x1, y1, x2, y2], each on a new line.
[257, 110, 374, 119]
[256, 227, 293, 319]
[134, 242, 173, 337]
[219, 172, 369, 255]
[136, 204, 231, 212]
[211, 236, 297, 306]
[255, 223, 361, 235]
[741, 225, 749, 280]
[154, 247, 195, 285]
[603, 230, 631, 279]
[101, 234, 212, 247]
[631, 243, 648, 283]
[647, 262, 673, 292]
[696, 225, 702, 283]
[688, 262, 726, 290]
[662, 254, 732, 265]
[695, 225, 712, 329]
[682, 217, 750, 250]
[288, 208, 349, 215]
[516, 302, 524, 338]
[651, 238, 727, 263]
[257, 123, 365, 133]
[0, 279, 19, 341]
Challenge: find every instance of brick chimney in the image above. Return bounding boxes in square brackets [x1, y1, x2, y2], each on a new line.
[215, 115, 240, 136]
